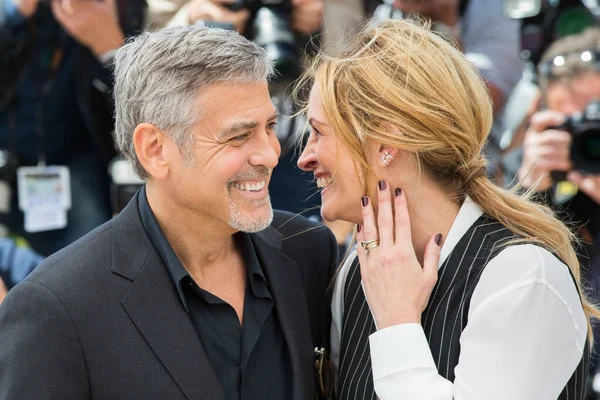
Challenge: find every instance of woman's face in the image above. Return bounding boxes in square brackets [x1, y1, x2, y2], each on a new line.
[297, 86, 365, 223]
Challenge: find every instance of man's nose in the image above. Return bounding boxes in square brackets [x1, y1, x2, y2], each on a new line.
[250, 133, 280, 170]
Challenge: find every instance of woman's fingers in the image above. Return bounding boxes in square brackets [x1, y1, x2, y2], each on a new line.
[360, 195, 379, 250]
[423, 233, 442, 286]
[376, 181, 394, 248]
[356, 224, 368, 276]
[393, 187, 412, 247]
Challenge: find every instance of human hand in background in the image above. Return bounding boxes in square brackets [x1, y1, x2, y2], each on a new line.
[0, 277, 7, 305]
[518, 110, 571, 192]
[12, 0, 41, 18]
[393, 0, 460, 28]
[567, 171, 600, 204]
[187, 0, 250, 33]
[51, 0, 125, 56]
[356, 182, 440, 330]
[291, 0, 323, 35]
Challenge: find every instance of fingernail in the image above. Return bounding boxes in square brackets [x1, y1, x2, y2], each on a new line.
[395, 188, 402, 197]
[435, 233, 442, 246]
[361, 196, 369, 207]
[357, 224, 362, 233]
[378, 181, 387, 191]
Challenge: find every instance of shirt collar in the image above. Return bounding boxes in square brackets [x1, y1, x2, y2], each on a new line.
[438, 196, 484, 268]
[137, 187, 270, 310]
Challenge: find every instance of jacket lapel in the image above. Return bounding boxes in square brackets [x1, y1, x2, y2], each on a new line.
[112, 195, 225, 400]
[252, 228, 314, 400]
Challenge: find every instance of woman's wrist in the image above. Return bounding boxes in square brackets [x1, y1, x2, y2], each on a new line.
[376, 314, 421, 330]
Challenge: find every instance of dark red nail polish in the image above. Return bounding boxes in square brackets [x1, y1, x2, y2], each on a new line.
[357, 224, 362, 233]
[435, 233, 442, 246]
[378, 181, 387, 191]
[361, 196, 369, 207]
[395, 188, 402, 197]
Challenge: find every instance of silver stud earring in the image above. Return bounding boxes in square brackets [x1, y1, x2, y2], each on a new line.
[382, 152, 394, 166]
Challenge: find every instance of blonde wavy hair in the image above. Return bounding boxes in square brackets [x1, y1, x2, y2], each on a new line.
[296, 19, 599, 341]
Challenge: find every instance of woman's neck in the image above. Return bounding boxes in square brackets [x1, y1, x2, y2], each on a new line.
[404, 182, 461, 265]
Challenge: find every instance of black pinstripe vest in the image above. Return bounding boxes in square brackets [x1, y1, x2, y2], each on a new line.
[337, 216, 589, 400]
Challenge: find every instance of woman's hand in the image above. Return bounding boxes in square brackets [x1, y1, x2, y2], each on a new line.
[356, 181, 441, 330]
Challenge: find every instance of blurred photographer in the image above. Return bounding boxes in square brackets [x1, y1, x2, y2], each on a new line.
[0, 0, 145, 256]
[518, 28, 600, 251]
[514, 29, 600, 393]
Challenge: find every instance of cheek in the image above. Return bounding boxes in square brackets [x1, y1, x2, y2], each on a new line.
[205, 150, 248, 184]
[271, 135, 282, 158]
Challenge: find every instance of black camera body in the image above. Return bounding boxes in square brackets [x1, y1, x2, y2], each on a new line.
[555, 100, 600, 174]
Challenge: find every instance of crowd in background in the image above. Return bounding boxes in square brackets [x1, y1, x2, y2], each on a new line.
[2, 0, 600, 395]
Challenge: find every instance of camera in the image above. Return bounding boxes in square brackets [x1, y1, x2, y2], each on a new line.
[554, 100, 600, 173]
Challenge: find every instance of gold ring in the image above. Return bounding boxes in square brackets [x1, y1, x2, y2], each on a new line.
[361, 240, 379, 255]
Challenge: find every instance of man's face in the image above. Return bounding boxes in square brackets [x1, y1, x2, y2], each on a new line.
[546, 72, 600, 114]
[164, 81, 281, 233]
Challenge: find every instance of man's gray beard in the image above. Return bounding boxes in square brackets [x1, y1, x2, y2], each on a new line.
[228, 196, 274, 233]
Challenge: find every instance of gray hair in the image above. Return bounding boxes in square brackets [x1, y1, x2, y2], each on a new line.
[113, 26, 275, 179]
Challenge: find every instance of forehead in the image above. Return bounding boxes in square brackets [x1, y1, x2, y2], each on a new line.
[196, 81, 274, 124]
[547, 72, 600, 114]
[308, 86, 328, 121]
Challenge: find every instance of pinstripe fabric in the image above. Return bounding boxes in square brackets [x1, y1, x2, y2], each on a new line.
[337, 257, 376, 400]
[337, 215, 589, 399]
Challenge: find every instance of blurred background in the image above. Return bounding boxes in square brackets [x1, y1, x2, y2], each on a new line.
[3, 0, 600, 395]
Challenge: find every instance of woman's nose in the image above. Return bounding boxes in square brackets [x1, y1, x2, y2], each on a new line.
[297, 142, 318, 171]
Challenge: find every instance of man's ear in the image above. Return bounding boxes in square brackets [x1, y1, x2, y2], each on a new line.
[133, 123, 170, 180]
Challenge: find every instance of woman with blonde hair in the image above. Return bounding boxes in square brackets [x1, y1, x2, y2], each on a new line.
[297, 19, 596, 399]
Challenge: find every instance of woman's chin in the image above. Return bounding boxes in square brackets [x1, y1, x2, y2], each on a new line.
[320, 205, 338, 223]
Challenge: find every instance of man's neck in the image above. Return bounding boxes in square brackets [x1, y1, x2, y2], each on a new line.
[145, 183, 240, 282]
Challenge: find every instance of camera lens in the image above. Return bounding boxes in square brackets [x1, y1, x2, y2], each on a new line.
[571, 127, 600, 173]
[581, 134, 600, 161]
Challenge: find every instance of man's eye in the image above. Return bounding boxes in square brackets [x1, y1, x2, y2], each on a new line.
[268, 121, 278, 130]
[230, 133, 250, 142]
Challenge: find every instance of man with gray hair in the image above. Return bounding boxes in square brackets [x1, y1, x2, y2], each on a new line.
[0, 26, 337, 400]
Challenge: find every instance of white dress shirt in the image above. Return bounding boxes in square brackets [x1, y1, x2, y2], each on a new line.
[330, 197, 587, 399]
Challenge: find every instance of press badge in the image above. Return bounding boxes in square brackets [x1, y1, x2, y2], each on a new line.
[17, 166, 71, 233]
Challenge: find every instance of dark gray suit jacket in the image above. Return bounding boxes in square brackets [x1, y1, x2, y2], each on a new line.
[0, 193, 337, 400]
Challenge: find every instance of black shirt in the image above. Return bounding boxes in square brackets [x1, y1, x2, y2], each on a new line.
[138, 188, 291, 400]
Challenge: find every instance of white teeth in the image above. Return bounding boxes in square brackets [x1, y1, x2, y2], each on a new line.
[232, 180, 266, 192]
[317, 177, 333, 188]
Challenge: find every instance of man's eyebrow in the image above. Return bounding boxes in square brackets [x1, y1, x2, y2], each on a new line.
[218, 110, 280, 139]
[218, 121, 259, 139]
[268, 111, 280, 121]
